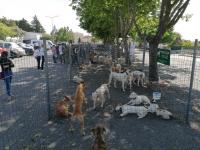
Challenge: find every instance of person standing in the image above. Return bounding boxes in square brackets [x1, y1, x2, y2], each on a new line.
[34, 45, 41, 69]
[0, 51, 14, 99]
[59, 44, 64, 64]
[34, 45, 45, 70]
[51, 45, 57, 63]
[71, 46, 79, 67]
[40, 45, 45, 70]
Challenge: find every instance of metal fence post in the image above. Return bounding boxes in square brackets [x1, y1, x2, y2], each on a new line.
[185, 39, 198, 123]
[43, 39, 51, 120]
[142, 36, 146, 70]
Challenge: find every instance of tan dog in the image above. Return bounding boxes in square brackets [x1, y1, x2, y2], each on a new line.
[91, 125, 107, 150]
[55, 96, 72, 117]
[70, 81, 87, 135]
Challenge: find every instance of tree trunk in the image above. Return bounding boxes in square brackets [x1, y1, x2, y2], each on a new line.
[149, 41, 159, 81]
[123, 37, 130, 65]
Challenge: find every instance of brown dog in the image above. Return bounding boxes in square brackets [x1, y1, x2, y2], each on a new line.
[91, 125, 107, 150]
[70, 81, 87, 135]
[55, 96, 72, 117]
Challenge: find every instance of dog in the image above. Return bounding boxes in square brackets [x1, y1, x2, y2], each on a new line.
[92, 84, 110, 109]
[91, 125, 107, 150]
[70, 81, 87, 135]
[111, 63, 122, 73]
[156, 108, 172, 119]
[108, 69, 130, 92]
[55, 96, 73, 117]
[147, 103, 159, 113]
[115, 104, 148, 118]
[104, 56, 112, 65]
[129, 70, 145, 87]
[98, 55, 105, 63]
[128, 92, 151, 105]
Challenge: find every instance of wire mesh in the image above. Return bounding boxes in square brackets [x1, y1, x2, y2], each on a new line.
[0, 54, 47, 149]
[134, 47, 200, 123]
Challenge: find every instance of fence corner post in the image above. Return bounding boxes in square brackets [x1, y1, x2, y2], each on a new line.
[185, 39, 198, 124]
[43, 39, 51, 120]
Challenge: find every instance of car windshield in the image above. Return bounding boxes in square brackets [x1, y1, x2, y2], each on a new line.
[4, 43, 11, 48]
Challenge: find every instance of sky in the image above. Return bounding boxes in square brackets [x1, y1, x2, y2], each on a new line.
[0, 0, 199, 41]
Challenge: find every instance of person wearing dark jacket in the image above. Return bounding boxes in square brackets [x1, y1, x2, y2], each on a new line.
[0, 51, 14, 99]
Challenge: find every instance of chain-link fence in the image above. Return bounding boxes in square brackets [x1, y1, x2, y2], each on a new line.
[0, 54, 48, 149]
[134, 43, 200, 125]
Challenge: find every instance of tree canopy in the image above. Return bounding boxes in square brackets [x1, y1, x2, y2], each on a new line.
[55, 27, 74, 42]
[31, 15, 45, 33]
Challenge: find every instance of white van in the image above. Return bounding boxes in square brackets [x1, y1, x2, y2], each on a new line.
[23, 40, 54, 49]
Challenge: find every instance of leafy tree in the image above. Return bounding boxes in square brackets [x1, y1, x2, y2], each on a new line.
[31, 15, 45, 33]
[71, 0, 159, 61]
[55, 27, 74, 42]
[180, 40, 193, 47]
[134, 0, 190, 81]
[71, 0, 190, 81]
[0, 22, 16, 40]
[0, 17, 16, 27]
[16, 18, 33, 32]
[40, 33, 52, 40]
[161, 30, 182, 46]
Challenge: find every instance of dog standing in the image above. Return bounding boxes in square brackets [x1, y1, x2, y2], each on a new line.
[91, 125, 107, 150]
[92, 84, 110, 109]
[70, 81, 87, 135]
[108, 69, 129, 92]
[129, 70, 145, 88]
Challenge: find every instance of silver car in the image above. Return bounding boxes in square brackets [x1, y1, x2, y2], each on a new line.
[4, 42, 26, 58]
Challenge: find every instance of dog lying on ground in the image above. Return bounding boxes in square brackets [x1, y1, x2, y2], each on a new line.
[91, 125, 107, 150]
[55, 96, 73, 117]
[129, 70, 145, 88]
[147, 103, 159, 113]
[128, 92, 151, 105]
[92, 84, 110, 109]
[108, 69, 130, 92]
[115, 104, 148, 118]
[156, 108, 172, 119]
[70, 81, 87, 135]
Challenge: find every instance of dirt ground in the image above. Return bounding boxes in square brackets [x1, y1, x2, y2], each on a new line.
[25, 63, 200, 150]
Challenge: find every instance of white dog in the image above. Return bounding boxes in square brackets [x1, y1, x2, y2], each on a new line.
[129, 71, 145, 87]
[108, 70, 129, 92]
[92, 84, 110, 109]
[115, 104, 148, 118]
[147, 103, 159, 113]
[156, 109, 172, 119]
[128, 92, 151, 105]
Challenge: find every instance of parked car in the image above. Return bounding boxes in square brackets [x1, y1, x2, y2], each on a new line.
[3, 42, 26, 58]
[17, 42, 34, 55]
